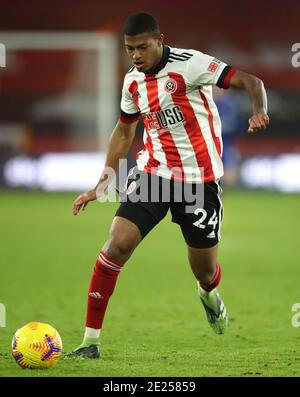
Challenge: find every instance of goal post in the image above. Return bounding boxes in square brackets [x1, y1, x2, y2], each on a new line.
[0, 31, 119, 151]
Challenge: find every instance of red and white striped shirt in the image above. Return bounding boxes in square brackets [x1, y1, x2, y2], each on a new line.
[120, 45, 236, 183]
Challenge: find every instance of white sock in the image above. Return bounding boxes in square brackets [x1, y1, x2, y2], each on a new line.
[84, 327, 101, 340]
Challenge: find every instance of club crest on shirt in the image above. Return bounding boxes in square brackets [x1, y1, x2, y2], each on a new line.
[164, 78, 178, 94]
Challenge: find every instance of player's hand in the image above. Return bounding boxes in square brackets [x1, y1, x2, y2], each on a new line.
[72, 189, 97, 216]
[248, 112, 270, 134]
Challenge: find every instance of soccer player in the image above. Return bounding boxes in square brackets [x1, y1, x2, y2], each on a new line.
[66, 13, 269, 359]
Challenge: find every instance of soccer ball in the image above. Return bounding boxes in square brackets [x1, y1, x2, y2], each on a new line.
[12, 322, 63, 369]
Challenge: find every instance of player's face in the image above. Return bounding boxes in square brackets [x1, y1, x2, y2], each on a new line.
[124, 32, 164, 73]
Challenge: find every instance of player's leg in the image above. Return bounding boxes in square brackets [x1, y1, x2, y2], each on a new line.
[65, 216, 142, 359]
[188, 243, 219, 287]
[187, 243, 228, 334]
[171, 180, 228, 334]
[66, 188, 169, 359]
[102, 215, 142, 263]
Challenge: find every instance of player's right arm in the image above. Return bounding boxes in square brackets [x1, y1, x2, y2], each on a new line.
[72, 118, 138, 216]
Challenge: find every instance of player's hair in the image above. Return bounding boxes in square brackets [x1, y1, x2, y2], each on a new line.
[123, 13, 160, 37]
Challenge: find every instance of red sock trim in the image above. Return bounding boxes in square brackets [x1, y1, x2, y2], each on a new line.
[200, 264, 222, 292]
[98, 252, 123, 273]
[100, 251, 123, 269]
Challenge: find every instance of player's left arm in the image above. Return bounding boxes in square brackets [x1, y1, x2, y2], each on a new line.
[228, 70, 270, 133]
[186, 53, 269, 133]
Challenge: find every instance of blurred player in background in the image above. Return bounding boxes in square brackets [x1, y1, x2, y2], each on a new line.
[66, 13, 269, 359]
[213, 88, 244, 188]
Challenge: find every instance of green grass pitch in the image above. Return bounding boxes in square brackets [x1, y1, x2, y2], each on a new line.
[0, 190, 300, 377]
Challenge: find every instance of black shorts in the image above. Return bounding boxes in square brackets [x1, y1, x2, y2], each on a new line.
[115, 167, 223, 248]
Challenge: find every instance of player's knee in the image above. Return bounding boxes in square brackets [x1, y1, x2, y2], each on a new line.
[102, 236, 134, 264]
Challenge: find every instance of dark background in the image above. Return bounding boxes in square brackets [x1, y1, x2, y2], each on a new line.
[0, 0, 299, 188]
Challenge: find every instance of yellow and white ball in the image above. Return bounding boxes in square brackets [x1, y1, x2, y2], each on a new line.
[12, 322, 62, 369]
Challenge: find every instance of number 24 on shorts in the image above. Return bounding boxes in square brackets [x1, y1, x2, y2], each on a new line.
[192, 209, 218, 229]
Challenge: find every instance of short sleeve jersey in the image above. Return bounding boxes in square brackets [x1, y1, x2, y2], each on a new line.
[120, 45, 236, 182]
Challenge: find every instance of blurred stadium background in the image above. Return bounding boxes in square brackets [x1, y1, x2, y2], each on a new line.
[0, 0, 299, 192]
[1, 0, 300, 377]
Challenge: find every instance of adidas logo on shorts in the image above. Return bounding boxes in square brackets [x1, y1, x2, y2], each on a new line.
[206, 231, 216, 238]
